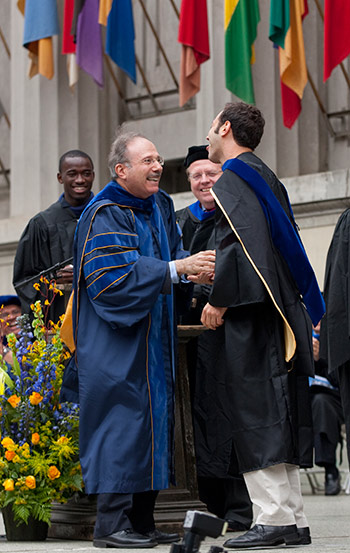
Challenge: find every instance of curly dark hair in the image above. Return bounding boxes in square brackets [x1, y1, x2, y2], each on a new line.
[216, 102, 265, 151]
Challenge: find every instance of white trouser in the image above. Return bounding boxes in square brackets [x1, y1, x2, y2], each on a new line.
[243, 463, 308, 527]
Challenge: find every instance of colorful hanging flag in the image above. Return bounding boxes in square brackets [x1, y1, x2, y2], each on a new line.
[17, 0, 25, 14]
[76, 0, 104, 87]
[324, 0, 350, 81]
[71, 0, 86, 40]
[178, 0, 210, 107]
[22, 0, 60, 80]
[62, 0, 79, 90]
[225, 0, 260, 105]
[105, 0, 136, 83]
[279, 0, 308, 129]
[62, 0, 76, 55]
[269, 0, 289, 48]
[99, 0, 113, 26]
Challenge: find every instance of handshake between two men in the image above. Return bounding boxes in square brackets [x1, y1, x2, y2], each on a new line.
[174, 249, 227, 332]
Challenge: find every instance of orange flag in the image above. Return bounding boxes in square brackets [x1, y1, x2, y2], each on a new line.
[279, 0, 308, 128]
[99, 0, 113, 25]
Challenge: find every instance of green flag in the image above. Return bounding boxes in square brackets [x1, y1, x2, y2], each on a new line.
[225, 0, 260, 105]
[269, 0, 290, 48]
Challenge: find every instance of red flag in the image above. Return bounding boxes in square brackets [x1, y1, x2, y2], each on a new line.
[178, 0, 210, 107]
[62, 0, 76, 55]
[280, 80, 302, 129]
[324, 0, 350, 81]
[280, 0, 308, 129]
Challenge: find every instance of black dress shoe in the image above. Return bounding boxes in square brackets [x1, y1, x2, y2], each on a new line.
[325, 472, 341, 495]
[226, 520, 251, 532]
[297, 527, 312, 545]
[93, 529, 157, 548]
[224, 524, 300, 548]
[144, 528, 180, 543]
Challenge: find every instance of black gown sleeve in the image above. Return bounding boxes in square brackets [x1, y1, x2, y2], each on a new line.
[13, 216, 53, 314]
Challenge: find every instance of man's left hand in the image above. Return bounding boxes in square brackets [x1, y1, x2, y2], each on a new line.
[187, 272, 214, 285]
[201, 303, 227, 330]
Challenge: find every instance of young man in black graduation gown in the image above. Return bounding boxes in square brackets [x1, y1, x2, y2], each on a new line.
[197, 102, 325, 549]
[13, 150, 95, 323]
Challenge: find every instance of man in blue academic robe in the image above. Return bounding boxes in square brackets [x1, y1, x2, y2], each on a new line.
[69, 129, 215, 548]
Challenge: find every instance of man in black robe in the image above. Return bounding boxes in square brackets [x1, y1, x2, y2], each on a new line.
[176, 145, 253, 532]
[13, 150, 95, 323]
[198, 102, 324, 549]
[321, 209, 350, 473]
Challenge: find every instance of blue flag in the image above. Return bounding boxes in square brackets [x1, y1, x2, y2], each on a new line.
[23, 0, 60, 46]
[106, 0, 136, 83]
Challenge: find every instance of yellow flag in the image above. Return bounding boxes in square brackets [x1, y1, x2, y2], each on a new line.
[60, 292, 75, 353]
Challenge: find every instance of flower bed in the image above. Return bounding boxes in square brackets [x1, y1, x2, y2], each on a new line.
[0, 282, 82, 527]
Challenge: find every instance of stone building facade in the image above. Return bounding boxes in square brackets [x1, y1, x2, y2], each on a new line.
[0, 0, 350, 293]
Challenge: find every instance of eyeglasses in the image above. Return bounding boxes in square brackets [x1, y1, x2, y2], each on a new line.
[188, 170, 222, 182]
[137, 156, 165, 167]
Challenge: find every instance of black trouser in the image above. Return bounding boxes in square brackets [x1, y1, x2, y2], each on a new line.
[311, 391, 343, 467]
[197, 476, 253, 528]
[94, 490, 159, 539]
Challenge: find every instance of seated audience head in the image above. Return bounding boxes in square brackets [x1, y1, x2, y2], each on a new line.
[0, 295, 22, 338]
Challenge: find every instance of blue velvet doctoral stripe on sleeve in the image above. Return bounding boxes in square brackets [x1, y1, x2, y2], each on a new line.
[83, 230, 139, 300]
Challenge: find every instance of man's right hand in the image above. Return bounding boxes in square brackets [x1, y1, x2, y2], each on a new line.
[201, 303, 227, 330]
[174, 250, 215, 277]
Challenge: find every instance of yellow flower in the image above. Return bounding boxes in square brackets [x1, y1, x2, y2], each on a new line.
[44, 299, 50, 306]
[20, 443, 30, 457]
[31, 433, 40, 445]
[57, 436, 69, 445]
[3, 478, 14, 491]
[6, 334, 16, 348]
[29, 392, 43, 405]
[1, 437, 15, 449]
[7, 395, 21, 408]
[5, 450, 16, 461]
[48, 466, 61, 480]
[25, 476, 36, 489]
[33, 283, 41, 291]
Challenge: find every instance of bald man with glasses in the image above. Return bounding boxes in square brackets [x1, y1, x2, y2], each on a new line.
[61, 131, 216, 549]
